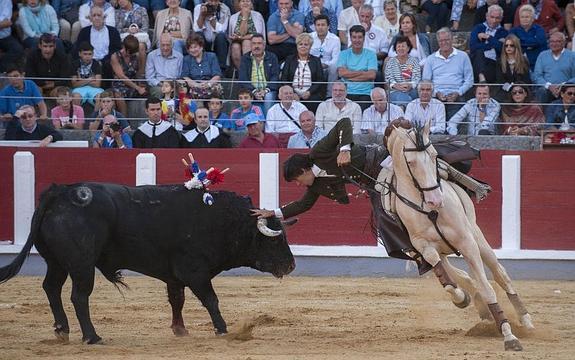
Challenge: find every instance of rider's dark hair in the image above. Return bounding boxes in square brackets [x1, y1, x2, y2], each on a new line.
[283, 154, 314, 182]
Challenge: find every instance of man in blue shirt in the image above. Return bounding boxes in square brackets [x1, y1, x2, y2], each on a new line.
[336, 25, 378, 111]
[0, 65, 48, 129]
[267, 0, 305, 63]
[423, 28, 474, 120]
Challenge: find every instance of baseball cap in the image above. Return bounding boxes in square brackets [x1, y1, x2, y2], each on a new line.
[244, 113, 261, 126]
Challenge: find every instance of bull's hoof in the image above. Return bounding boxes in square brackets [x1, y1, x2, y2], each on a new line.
[453, 290, 471, 309]
[504, 338, 523, 351]
[82, 335, 103, 345]
[54, 329, 69, 343]
[214, 329, 227, 336]
[171, 325, 189, 337]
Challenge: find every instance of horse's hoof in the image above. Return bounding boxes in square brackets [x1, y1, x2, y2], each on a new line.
[82, 335, 103, 345]
[54, 329, 69, 343]
[454, 290, 471, 309]
[171, 325, 189, 337]
[520, 313, 535, 330]
[504, 339, 523, 351]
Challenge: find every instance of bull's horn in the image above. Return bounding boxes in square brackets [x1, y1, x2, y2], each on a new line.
[257, 218, 282, 237]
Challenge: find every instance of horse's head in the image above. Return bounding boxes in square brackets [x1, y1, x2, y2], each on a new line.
[384, 119, 443, 210]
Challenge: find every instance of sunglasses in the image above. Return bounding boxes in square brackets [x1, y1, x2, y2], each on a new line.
[565, 91, 575, 96]
[512, 89, 525, 95]
[504, 44, 515, 48]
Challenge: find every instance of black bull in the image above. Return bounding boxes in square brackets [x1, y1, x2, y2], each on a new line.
[0, 183, 295, 344]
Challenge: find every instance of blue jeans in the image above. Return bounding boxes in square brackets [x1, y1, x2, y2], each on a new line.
[254, 91, 277, 116]
[200, 32, 229, 70]
[133, 0, 166, 11]
[390, 89, 418, 108]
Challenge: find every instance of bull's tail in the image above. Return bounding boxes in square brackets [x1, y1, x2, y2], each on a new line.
[0, 184, 60, 284]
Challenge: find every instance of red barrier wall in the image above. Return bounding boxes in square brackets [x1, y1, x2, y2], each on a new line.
[0, 148, 573, 250]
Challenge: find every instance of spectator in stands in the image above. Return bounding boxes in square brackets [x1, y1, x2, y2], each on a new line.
[0, 0, 24, 73]
[360, 87, 403, 135]
[374, 0, 400, 40]
[447, 84, 500, 135]
[266, 85, 307, 136]
[533, 32, 575, 105]
[110, 35, 148, 116]
[18, 0, 63, 52]
[71, 42, 105, 108]
[239, 113, 281, 148]
[93, 114, 133, 148]
[53, 0, 83, 43]
[153, 0, 194, 54]
[315, 81, 362, 132]
[207, 97, 230, 128]
[132, 97, 182, 148]
[74, 5, 122, 80]
[567, 2, 575, 48]
[420, 0, 452, 33]
[137, 0, 166, 18]
[0, 65, 48, 127]
[303, 0, 337, 34]
[545, 83, 575, 130]
[337, 25, 377, 111]
[469, 4, 508, 84]
[146, 34, 184, 98]
[51, 87, 85, 130]
[358, 5, 389, 64]
[337, 0, 362, 46]
[387, 13, 431, 67]
[287, 110, 327, 148]
[471, 0, 515, 30]
[513, 0, 564, 36]
[281, 33, 325, 113]
[88, 90, 130, 130]
[229, 88, 265, 131]
[384, 35, 421, 107]
[115, 0, 151, 50]
[79, 0, 116, 28]
[267, 0, 305, 63]
[180, 33, 223, 99]
[228, 0, 266, 73]
[310, 15, 340, 97]
[423, 28, 474, 119]
[298, 0, 342, 18]
[509, 4, 547, 72]
[4, 105, 62, 145]
[494, 34, 531, 102]
[182, 107, 232, 147]
[500, 83, 544, 135]
[193, 0, 231, 72]
[404, 80, 446, 134]
[25, 33, 72, 97]
[238, 33, 280, 115]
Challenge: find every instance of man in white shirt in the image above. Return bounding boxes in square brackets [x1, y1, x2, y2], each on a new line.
[310, 15, 341, 97]
[316, 81, 362, 133]
[337, 0, 363, 46]
[361, 87, 403, 134]
[79, 0, 115, 28]
[404, 80, 446, 134]
[193, 0, 231, 71]
[356, 4, 389, 61]
[266, 85, 308, 133]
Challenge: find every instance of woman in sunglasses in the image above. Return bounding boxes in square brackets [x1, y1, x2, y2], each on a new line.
[494, 34, 531, 102]
[501, 83, 544, 136]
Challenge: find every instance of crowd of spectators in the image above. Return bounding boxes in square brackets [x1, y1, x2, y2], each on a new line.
[1, 0, 575, 149]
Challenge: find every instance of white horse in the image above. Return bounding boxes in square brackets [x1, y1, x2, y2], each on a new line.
[385, 120, 534, 351]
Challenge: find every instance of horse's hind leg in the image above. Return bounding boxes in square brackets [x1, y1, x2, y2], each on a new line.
[69, 267, 101, 344]
[472, 225, 534, 329]
[42, 259, 70, 342]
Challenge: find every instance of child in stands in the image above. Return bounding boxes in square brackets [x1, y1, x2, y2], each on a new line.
[51, 87, 85, 129]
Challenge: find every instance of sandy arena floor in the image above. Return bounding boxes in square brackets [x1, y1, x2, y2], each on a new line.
[0, 275, 573, 359]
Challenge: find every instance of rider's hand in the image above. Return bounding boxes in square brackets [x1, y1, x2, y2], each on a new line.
[337, 150, 351, 167]
[251, 209, 275, 218]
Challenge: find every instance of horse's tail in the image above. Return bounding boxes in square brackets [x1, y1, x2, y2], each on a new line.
[0, 185, 60, 283]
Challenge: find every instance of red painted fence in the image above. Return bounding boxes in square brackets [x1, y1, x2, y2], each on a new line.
[0, 147, 573, 250]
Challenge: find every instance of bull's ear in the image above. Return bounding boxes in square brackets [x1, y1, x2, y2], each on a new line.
[281, 218, 298, 226]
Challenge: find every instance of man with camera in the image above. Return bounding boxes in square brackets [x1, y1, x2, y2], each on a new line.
[193, 0, 231, 72]
[93, 114, 133, 148]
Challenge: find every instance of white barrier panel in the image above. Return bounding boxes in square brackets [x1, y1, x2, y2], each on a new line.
[501, 155, 521, 250]
[259, 153, 279, 210]
[0, 141, 89, 148]
[136, 153, 156, 186]
[13, 152, 35, 246]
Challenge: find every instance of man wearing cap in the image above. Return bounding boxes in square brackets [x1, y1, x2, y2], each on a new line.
[239, 113, 280, 148]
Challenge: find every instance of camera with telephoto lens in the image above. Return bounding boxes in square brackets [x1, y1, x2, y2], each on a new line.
[205, 3, 218, 15]
[109, 123, 122, 132]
